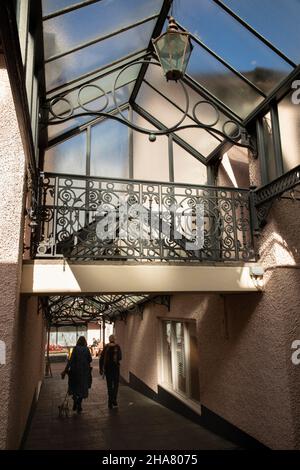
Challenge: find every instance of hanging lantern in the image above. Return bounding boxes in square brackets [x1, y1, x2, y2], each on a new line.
[152, 17, 193, 81]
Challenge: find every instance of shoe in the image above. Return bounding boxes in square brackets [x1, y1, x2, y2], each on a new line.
[77, 405, 82, 414]
[108, 402, 113, 409]
[112, 400, 118, 407]
[73, 401, 77, 411]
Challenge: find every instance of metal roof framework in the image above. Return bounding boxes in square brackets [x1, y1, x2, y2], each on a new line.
[40, 0, 300, 162]
[37, 0, 300, 323]
[42, 294, 152, 326]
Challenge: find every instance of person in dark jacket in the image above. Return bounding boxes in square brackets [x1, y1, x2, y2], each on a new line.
[62, 336, 92, 413]
[99, 335, 122, 409]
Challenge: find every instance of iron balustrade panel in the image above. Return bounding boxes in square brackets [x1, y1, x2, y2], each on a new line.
[33, 173, 256, 262]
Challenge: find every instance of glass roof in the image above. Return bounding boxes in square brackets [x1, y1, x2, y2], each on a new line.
[46, 294, 150, 324]
[222, 0, 300, 64]
[41, 0, 300, 160]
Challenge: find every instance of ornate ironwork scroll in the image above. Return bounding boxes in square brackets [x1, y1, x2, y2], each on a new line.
[254, 165, 300, 227]
[45, 59, 255, 152]
[32, 172, 256, 262]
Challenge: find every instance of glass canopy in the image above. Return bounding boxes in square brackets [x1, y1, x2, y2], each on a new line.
[45, 294, 151, 325]
[41, 0, 300, 161]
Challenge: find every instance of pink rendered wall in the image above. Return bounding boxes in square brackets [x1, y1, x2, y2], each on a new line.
[0, 54, 26, 449]
[0, 55, 45, 449]
[116, 164, 300, 449]
[7, 297, 46, 449]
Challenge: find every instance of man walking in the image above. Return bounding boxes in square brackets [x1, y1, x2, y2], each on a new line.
[99, 334, 122, 409]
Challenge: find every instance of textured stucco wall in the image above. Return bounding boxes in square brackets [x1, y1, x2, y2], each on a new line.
[0, 55, 45, 449]
[0, 54, 26, 449]
[6, 296, 46, 449]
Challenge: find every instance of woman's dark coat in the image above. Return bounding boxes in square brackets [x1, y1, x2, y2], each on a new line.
[67, 345, 92, 399]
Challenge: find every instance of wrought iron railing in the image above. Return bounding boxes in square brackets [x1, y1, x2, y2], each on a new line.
[31, 172, 256, 262]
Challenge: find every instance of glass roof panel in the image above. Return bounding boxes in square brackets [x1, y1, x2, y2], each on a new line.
[43, 0, 163, 60]
[187, 41, 264, 118]
[46, 50, 146, 99]
[144, 64, 238, 137]
[45, 19, 155, 91]
[42, 0, 89, 17]
[137, 82, 221, 157]
[175, 0, 293, 94]
[90, 111, 129, 179]
[222, 0, 300, 64]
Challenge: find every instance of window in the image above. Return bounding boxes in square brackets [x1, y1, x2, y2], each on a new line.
[90, 117, 129, 178]
[50, 326, 87, 347]
[277, 92, 300, 173]
[161, 320, 200, 403]
[44, 132, 87, 175]
[44, 112, 130, 178]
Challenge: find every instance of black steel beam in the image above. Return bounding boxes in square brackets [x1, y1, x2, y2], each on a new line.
[129, 0, 172, 105]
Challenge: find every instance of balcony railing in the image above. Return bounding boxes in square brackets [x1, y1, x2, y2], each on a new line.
[31, 173, 256, 263]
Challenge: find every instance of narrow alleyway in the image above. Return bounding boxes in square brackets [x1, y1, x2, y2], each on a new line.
[24, 362, 239, 450]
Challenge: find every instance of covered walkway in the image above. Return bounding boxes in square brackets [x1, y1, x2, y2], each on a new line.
[24, 362, 238, 450]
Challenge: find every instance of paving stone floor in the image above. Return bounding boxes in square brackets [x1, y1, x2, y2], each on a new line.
[24, 361, 239, 450]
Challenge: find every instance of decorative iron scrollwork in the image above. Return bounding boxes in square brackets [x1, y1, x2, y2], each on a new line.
[32, 172, 256, 263]
[44, 59, 255, 152]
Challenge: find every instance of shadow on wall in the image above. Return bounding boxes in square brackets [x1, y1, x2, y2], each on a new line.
[260, 200, 300, 269]
[197, 292, 262, 393]
[125, 304, 158, 389]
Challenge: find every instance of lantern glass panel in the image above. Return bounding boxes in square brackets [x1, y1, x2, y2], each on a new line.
[155, 32, 191, 78]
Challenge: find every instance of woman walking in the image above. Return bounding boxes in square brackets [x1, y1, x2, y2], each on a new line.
[62, 336, 92, 413]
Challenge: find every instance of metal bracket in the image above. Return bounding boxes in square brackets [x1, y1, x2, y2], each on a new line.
[152, 295, 171, 311]
[254, 165, 300, 229]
